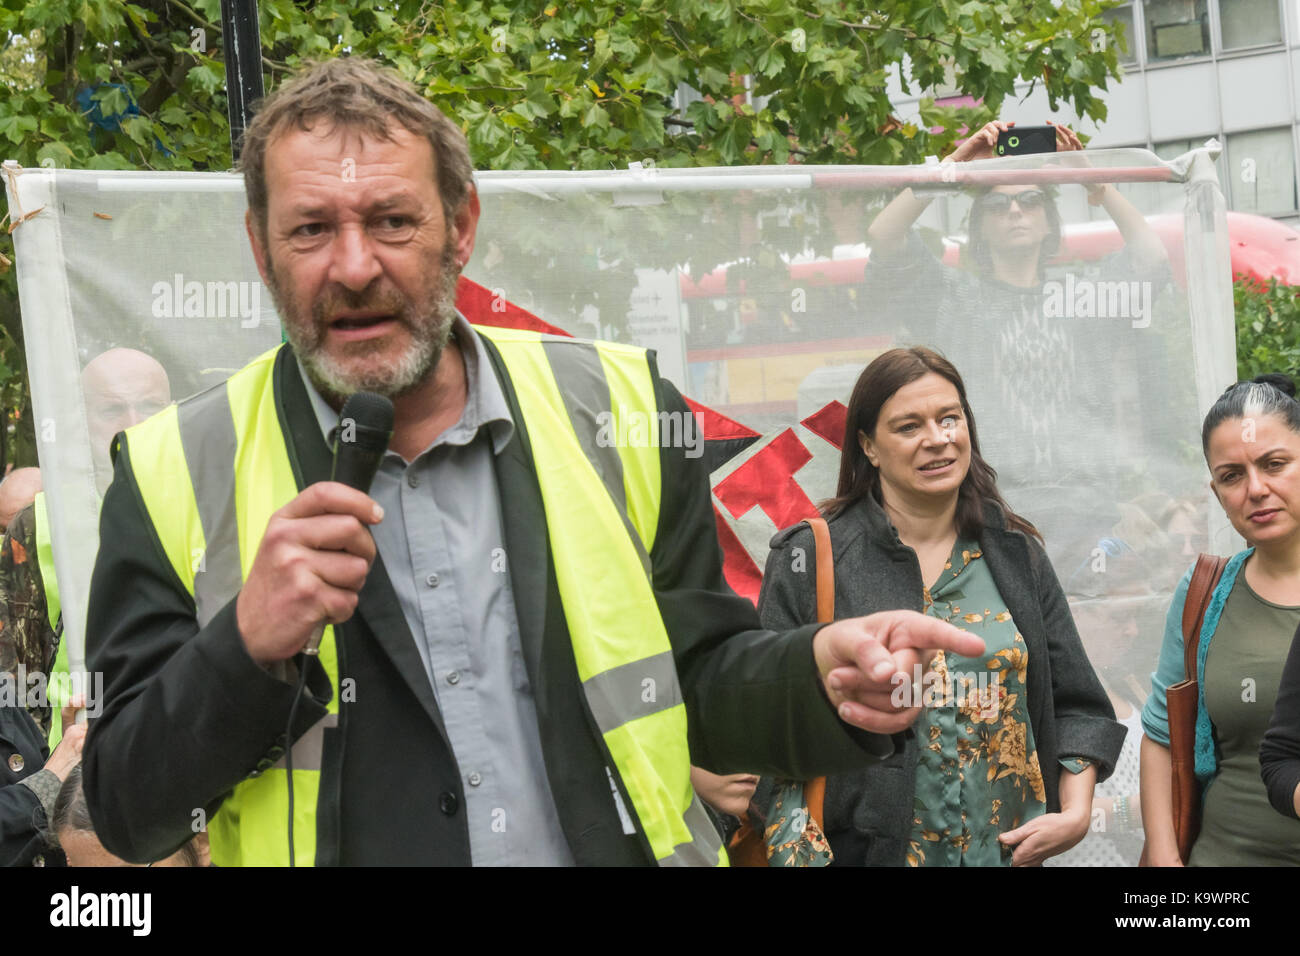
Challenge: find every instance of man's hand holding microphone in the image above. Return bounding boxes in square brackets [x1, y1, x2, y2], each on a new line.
[235, 391, 395, 667]
[235, 482, 381, 667]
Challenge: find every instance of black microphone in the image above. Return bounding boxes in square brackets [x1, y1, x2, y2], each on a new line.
[303, 391, 394, 656]
[331, 390, 395, 489]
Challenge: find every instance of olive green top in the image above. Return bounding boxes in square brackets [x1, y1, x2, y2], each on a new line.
[1190, 572, 1300, 866]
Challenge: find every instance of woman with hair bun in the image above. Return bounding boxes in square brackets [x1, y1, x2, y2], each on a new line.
[1140, 373, 1300, 865]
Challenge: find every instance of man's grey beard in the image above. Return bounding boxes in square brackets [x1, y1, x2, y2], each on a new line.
[267, 246, 460, 403]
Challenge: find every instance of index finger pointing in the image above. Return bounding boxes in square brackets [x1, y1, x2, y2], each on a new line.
[883, 615, 986, 660]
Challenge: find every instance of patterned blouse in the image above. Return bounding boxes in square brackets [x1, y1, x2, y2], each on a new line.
[907, 539, 1090, 866]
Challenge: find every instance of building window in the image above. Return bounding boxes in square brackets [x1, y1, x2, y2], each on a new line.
[1218, 0, 1283, 50]
[1225, 128, 1297, 215]
[1145, 0, 1210, 59]
[1102, 4, 1140, 65]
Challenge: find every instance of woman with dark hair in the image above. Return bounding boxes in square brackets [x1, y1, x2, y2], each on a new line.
[1141, 374, 1300, 866]
[757, 347, 1124, 866]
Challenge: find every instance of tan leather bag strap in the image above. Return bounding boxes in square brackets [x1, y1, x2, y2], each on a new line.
[804, 775, 827, 825]
[1181, 554, 1228, 680]
[806, 517, 834, 623]
[803, 516, 834, 841]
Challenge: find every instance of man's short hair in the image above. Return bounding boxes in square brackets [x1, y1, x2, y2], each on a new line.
[238, 57, 475, 237]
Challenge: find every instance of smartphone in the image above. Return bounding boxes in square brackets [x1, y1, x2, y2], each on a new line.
[996, 125, 1058, 156]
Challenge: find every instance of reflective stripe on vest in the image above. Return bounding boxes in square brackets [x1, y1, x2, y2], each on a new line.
[125, 333, 723, 866]
[33, 491, 60, 630]
[477, 325, 724, 867]
[34, 491, 70, 749]
[125, 346, 338, 867]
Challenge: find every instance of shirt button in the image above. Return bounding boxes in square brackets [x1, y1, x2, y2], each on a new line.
[426, 573, 439, 588]
[439, 791, 459, 815]
[407, 472, 419, 489]
[446, 671, 460, 685]
[7, 753, 23, 773]
[468, 771, 482, 787]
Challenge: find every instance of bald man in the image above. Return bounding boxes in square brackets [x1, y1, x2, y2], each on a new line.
[0, 347, 173, 739]
[0, 468, 41, 534]
[81, 349, 171, 495]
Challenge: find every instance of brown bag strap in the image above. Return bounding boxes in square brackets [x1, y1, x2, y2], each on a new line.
[804, 775, 827, 825]
[803, 516, 833, 836]
[1181, 553, 1228, 680]
[805, 517, 834, 623]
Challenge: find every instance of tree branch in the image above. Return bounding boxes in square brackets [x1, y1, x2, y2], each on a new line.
[161, 0, 217, 32]
[139, 52, 195, 115]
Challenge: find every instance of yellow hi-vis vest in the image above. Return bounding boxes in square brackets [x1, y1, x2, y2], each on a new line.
[32, 491, 60, 632]
[33, 491, 70, 749]
[120, 327, 726, 867]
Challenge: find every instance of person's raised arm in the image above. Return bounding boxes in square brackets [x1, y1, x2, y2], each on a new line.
[866, 120, 1014, 254]
[1051, 121, 1169, 273]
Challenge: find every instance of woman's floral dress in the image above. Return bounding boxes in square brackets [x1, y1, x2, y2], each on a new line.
[907, 539, 1090, 866]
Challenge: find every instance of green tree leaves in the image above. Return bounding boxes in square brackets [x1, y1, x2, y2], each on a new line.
[1235, 277, 1300, 386]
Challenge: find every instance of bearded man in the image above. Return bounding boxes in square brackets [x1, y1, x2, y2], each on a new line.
[81, 57, 982, 866]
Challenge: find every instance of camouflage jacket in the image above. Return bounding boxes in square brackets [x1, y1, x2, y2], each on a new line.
[0, 503, 60, 739]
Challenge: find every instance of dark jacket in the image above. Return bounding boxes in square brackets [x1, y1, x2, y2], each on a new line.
[1260, 621, 1300, 820]
[83, 338, 895, 866]
[0, 703, 56, 866]
[757, 493, 1124, 866]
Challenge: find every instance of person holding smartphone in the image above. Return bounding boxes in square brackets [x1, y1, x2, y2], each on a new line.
[862, 120, 1179, 562]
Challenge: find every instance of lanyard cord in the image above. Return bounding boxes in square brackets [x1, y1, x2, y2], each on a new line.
[284, 660, 311, 868]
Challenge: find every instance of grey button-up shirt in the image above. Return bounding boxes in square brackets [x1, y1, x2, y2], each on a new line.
[300, 315, 574, 865]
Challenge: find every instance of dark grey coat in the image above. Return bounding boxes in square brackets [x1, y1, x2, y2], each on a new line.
[757, 493, 1125, 866]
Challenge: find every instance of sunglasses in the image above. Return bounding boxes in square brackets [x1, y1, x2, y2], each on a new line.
[977, 190, 1048, 213]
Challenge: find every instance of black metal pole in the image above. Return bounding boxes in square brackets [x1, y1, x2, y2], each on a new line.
[220, 0, 264, 163]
